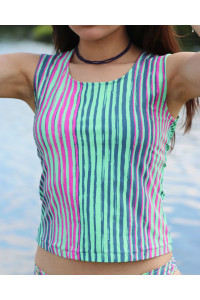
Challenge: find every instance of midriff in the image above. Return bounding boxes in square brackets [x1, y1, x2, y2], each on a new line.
[35, 245, 173, 275]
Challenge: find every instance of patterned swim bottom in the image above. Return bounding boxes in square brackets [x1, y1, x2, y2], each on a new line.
[142, 254, 178, 275]
[34, 264, 48, 275]
[33, 254, 178, 275]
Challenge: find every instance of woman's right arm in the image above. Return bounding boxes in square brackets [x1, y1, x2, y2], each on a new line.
[0, 52, 42, 113]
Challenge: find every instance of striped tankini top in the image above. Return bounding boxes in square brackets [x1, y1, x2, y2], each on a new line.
[33, 47, 180, 263]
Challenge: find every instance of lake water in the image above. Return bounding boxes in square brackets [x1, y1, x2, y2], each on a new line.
[0, 40, 200, 275]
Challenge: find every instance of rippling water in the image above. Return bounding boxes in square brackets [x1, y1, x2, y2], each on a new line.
[0, 40, 199, 275]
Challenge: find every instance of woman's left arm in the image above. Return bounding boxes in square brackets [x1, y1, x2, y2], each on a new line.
[173, 25, 200, 103]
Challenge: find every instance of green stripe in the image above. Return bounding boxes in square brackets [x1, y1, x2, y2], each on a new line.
[130, 57, 142, 258]
[95, 83, 105, 261]
[82, 84, 93, 260]
[116, 80, 122, 261]
[102, 84, 111, 262]
[149, 55, 160, 253]
[70, 83, 81, 260]
[136, 58, 146, 256]
[122, 71, 133, 261]
[143, 55, 157, 257]
[87, 84, 100, 260]
[143, 56, 153, 258]
[61, 79, 75, 254]
[157, 55, 168, 250]
[154, 56, 166, 251]
[110, 83, 117, 261]
[149, 56, 164, 252]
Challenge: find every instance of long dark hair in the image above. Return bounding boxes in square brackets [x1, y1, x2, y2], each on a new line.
[51, 25, 200, 152]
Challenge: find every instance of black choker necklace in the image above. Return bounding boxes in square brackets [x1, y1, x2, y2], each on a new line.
[74, 40, 132, 64]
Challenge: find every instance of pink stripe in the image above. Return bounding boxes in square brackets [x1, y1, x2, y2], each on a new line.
[35, 61, 58, 252]
[56, 50, 80, 258]
[34, 55, 62, 247]
[159, 91, 170, 250]
[62, 78, 78, 260]
[160, 119, 169, 250]
[142, 56, 153, 255]
[137, 57, 147, 260]
[37, 53, 67, 254]
[156, 55, 168, 254]
[154, 56, 164, 203]
[146, 56, 158, 255]
[150, 56, 161, 254]
[143, 56, 155, 259]
[34, 123, 50, 243]
[58, 82, 73, 257]
[44, 55, 68, 254]
[34, 129, 55, 245]
[162, 118, 174, 252]
[128, 51, 145, 260]
[152, 56, 162, 199]
[163, 55, 174, 252]
[49, 57, 71, 251]
[154, 56, 172, 254]
[158, 55, 173, 252]
[56, 58, 75, 257]
[72, 83, 83, 260]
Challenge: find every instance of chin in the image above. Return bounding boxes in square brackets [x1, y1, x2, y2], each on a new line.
[69, 25, 122, 41]
[75, 25, 105, 41]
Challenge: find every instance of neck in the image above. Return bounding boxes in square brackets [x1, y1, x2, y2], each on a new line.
[72, 26, 137, 64]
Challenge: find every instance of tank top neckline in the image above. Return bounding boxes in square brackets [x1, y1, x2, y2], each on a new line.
[66, 47, 147, 85]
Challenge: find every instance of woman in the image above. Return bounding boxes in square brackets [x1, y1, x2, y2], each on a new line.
[0, 25, 200, 275]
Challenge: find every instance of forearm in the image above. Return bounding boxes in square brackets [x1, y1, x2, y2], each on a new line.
[191, 25, 200, 37]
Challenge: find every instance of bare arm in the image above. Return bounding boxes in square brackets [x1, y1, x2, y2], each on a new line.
[0, 52, 41, 112]
[169, 25, 200, 105]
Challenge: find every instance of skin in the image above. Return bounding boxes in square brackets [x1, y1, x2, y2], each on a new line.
[1, 25, 200, 275]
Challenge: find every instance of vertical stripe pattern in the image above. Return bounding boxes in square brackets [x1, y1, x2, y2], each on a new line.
[33, 48, 180, 262]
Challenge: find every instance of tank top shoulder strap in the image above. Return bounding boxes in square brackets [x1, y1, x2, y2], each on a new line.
[34, 53, 52, 110]
[143, 52, 173, 122]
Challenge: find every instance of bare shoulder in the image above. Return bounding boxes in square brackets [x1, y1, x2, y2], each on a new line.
[0, 52, 42, 112]
[11, 52, 41, 112]
[3, 52, 41, 87]
[17, 52, 42, 103]
[19, 52, 42, 81]
[16, 52, 42, 113]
